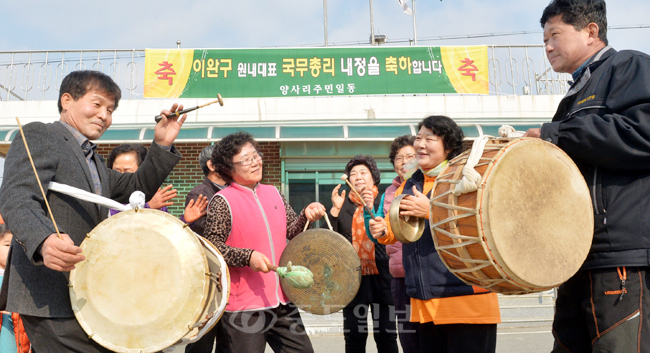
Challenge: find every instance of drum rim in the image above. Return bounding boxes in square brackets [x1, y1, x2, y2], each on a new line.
[479, 138, 592, 290]
[69, 208, 211, 353]
[177, 236, 230, 345]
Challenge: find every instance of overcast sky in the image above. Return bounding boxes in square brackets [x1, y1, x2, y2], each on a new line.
[2, 0, 649, 53]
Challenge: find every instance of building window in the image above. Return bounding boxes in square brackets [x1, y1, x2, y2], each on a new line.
[286, 171, 394, 228]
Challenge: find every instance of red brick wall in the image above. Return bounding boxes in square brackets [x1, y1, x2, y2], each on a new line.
[259, 142, 281, 187]
[97, 142, 282, 216]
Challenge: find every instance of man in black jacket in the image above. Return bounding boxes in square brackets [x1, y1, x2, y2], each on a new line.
[182, 144, 226, 237]
[524, 1, 650, 351]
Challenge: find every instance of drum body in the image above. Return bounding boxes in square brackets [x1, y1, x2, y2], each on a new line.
[430, 138, 593, 294]
[69, 209, 229, 353]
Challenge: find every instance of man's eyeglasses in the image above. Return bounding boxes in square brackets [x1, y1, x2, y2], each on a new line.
[234, 152, 264, 167]
[394, 153, 416, 163]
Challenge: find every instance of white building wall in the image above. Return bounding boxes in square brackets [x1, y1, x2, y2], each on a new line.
[0, 95, 564, 127]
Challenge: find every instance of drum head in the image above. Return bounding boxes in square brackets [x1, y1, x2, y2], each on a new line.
[279, 228, 361, 315]
[70, 209, 210, 353]
[482, 139, 593, 288]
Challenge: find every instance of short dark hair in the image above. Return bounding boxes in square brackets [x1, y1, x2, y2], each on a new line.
[199, 144, 217, 176]
[107, 144, 148, 169]
[540, 0, 608, 45]
[0, 223, 10, 239]
[212, 132, 260, 185]
[57, 70, 122, 114]
[417, 116, 465, 161]
[389, 135, 416, 166]
[345, 155, 381, 186]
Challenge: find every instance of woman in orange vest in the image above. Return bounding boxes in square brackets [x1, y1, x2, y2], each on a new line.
[368, 116, 501, 353]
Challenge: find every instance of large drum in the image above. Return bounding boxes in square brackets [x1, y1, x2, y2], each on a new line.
[430, 138, 593, 294]
[69, 208, 230, 353]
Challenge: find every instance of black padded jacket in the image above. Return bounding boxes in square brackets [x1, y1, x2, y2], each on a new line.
[540, 46, 650, 269]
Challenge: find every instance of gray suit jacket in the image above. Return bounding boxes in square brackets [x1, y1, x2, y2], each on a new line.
[0, 121, 182, 318]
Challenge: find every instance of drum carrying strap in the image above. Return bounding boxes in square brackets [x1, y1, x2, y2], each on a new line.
[47, 181, 144, 211]
[452, 125, 525, 196]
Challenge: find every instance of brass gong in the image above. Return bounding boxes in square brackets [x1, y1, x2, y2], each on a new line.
[389, 193, 426, 243]
[279, 227, 361, 315]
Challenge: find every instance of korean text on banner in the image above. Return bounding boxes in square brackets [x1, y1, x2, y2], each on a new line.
[144, 46, 488, 98]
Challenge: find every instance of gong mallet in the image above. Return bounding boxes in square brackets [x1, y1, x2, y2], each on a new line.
[154, 94, 224, 123]
[341, 174, 386, 237]
[267, 261, 314, 289]
[340, 174, 376, 218]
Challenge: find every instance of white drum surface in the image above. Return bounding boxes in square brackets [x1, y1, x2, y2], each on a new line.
[70, 209, 209, 353]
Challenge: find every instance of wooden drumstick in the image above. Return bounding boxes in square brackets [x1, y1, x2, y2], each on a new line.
[340, 174, 376, 217]
[15, 117, 62, 240]
[341, 174, 386, 237]
[154, 94, 224, 123]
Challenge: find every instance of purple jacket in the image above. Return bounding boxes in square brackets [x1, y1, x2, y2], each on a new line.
[384, 177, 405, 278]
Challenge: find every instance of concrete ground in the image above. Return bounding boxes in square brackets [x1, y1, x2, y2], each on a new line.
[168, 325, 554, 353]
[282, 326, 554, 353]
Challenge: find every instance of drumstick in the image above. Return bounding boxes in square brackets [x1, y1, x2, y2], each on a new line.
[340, 175, 376, 218]
[15, 118, 62, 240]
[154, 94, 224, 123]
[341, 174, 386, 237]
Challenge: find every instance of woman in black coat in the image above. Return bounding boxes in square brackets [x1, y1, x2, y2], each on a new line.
[327, 155, 397, 353]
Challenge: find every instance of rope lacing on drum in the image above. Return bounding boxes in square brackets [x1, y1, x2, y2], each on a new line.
[451, 125, 524, 196]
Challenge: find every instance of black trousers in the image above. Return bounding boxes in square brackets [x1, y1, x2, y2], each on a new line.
[552, 267, 650, 353]
[418, 322, 497, 353]
[184, 322, 222, 353]
[391, 277, 420, 353]
[215, 303, 313, 353]
[342, 303, 398, 353]
[21, 315, 113, 353]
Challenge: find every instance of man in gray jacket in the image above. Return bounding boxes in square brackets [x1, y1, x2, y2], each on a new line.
[525, 0, 650, 351]
[0, 70, 186, 352]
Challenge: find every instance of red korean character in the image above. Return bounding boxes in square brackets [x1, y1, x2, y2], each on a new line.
[155, 61, 176, 85]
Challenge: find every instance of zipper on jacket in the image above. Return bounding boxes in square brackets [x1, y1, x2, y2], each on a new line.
[253, 188, 282, 304]
[592, 167, 599, 215]
[415, 242, 426, 298]
[567, 105, 607, 120]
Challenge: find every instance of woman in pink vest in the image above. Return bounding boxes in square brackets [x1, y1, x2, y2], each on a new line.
[204, 132, 326, 353]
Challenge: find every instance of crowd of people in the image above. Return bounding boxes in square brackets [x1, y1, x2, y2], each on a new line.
[0, 0, 648, 352]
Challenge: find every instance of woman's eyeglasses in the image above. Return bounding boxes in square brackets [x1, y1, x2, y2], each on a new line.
[394, 153, 416, 163]
[234, 152, 264, 167]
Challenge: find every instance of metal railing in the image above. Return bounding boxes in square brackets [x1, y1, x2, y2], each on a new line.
[0, 50, 144, 101]
[488, 45, 571, 96]
[0, 46, 570, 101]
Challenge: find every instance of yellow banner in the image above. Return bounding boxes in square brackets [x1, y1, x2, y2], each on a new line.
[144, 49, 194, 98]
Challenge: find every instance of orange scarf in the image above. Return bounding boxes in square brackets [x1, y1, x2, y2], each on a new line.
[350, 186, 379, 275]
